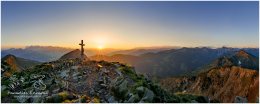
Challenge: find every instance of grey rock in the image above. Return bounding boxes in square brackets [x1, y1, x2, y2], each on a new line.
[100, 84, 107, 88]
[115, 68, 122, 76]
[89, 88, 95, 96]
[140, 88, 154, 102]
[103, 68, 110, 74]
[71, 65, 79, 70]
[16, 94, 28, 103]
[114, 63, 121, 67]
[136, 86, 145, 96]
[118, 80, 128, 96]
[136, 86, 154, 103]
[125, 93, 139, 103]
[108, 96, 118, 103]
[203, 96, 210, 103]
[191, 100, 198, 103]
[32, 95, 46, 103]
[59, 70, 69, 78]
[234, 96, 248, 103]
[1, 85, 7, 91]
[52, 87, 60, 93]
[98, 77, 103, 82]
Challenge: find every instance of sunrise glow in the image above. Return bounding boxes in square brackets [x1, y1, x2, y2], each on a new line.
[98, 45, 104, 50]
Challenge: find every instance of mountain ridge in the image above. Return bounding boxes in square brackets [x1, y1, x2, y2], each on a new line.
[1, 54, 41, 77]
[91, 47, 259, 77]
[160, 50, 259, 103]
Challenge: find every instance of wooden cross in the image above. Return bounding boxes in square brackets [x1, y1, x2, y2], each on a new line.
[79, 40, 85, 58]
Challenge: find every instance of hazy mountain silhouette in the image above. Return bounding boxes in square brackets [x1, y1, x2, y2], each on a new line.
[91, 47, 259, 77]
[1, 46, 119, 62]
[1, 46, 73, 62]
[108, 46, 180, 56]
[1, 46, 178, 62]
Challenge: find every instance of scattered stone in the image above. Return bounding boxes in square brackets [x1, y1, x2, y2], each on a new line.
[89, 88, 95, 96]
[1, 85, 7, 91]
[118, 80, 128, 96]
[97, 64, 103, 68]
[125, 93, 139, 103]
[115, 68, 122, 76]
[52, 87, 60, 93]
[100, 84, 107, 88]
[59, 70, 69, 78]
[234, 96, 248, 103]
[71, 65, 79, 70]
[139, 87, 154, 102]
[191, 100, 198, 103]
[103, 68, 110, 74]
[108, 96, 118, 103]
[16, 94, 28, 103]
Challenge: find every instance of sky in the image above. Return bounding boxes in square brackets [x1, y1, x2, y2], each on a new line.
[1, 1, 259, 49]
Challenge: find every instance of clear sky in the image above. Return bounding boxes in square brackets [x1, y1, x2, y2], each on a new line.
[1, 1, 259, 49]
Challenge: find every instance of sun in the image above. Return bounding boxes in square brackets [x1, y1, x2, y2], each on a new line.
[97, 45, 104, 50]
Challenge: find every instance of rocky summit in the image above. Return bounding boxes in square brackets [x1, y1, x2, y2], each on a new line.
[59, 49, 88, 60]
[1, 57, 210, 103]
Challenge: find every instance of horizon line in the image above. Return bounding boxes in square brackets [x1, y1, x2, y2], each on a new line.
[1, 45, 259, 50]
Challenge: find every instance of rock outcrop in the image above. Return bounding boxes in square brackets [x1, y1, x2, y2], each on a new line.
[161, 66, 259, 103]
[1, 54, 41, 77]
[59, 49, 88, 60]
[160, 50, 259, 103]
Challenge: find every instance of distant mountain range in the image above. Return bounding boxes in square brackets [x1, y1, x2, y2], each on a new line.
[1, 46, 119, 62]
[1, 46, 178, 62]
[91, 47, 259, 77]
[108, 46, 180, 56]
[2, 46, 258, 78]
[1, 46, 73, 62]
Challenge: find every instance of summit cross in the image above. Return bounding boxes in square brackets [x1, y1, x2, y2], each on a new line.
[79, 40, 85, 59]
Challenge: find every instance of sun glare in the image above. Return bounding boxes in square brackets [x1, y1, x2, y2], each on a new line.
[98, 45, 104, 50]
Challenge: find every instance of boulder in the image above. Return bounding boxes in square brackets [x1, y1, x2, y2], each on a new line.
[110, 77, 129, 100]
[118, 80, 128, 97]
[108, 96, 118, 103]
[125, 93, 139, 103]
[16, 94, 28, 103]
[1, 85, 7, 91]
[115, 68, 122, 76]
[140, 88, 154, 102]
[191, 100, 198, 103]
[136, 86, 154, 102]
[234, 96, 248, 103]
